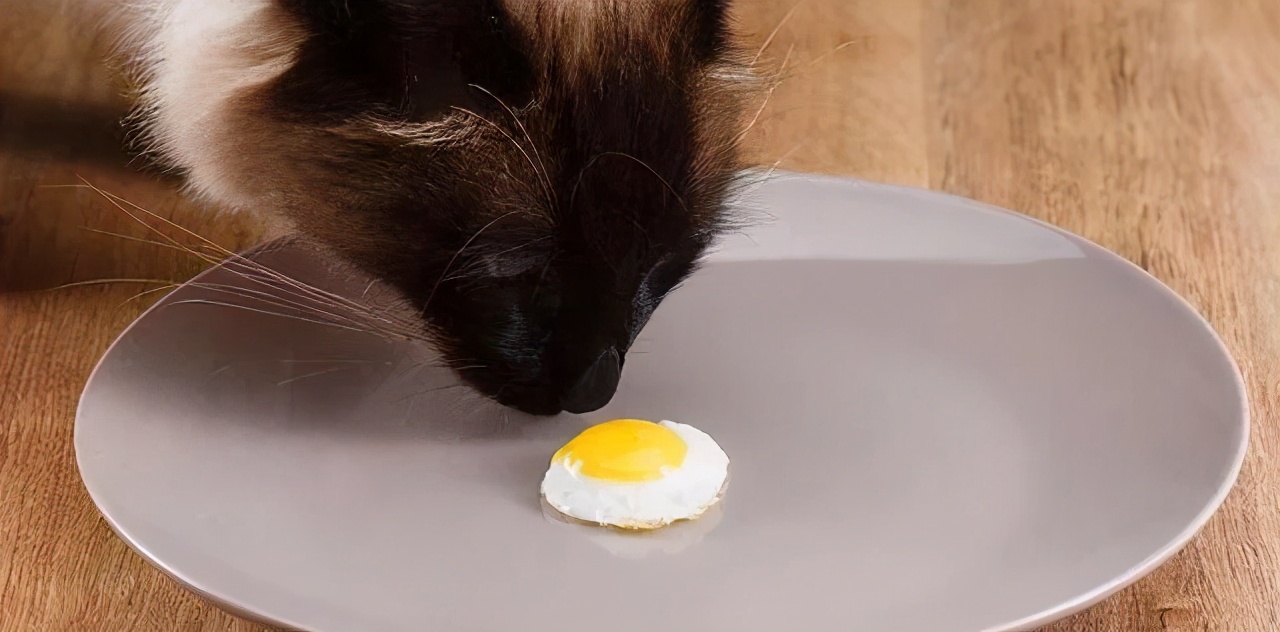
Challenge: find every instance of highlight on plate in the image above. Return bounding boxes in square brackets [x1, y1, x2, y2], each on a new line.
[540, 418, 730, 530]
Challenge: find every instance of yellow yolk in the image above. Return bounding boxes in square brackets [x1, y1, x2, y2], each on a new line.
[552, 419, 688, 482]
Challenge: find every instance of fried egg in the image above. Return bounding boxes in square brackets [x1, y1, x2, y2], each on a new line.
[539, 419, 730, 530]
[542, 496, 727, 559]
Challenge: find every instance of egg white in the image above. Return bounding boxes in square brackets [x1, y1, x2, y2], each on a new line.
[540, 420, 730, 530]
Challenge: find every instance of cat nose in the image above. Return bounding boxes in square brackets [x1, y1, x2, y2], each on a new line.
[561, 347, 622, 414]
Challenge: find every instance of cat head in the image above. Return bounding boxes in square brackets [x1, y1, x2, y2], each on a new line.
[122, 0, 753, 414]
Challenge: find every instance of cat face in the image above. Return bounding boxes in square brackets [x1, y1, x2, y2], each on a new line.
[124, 0, 751, 415]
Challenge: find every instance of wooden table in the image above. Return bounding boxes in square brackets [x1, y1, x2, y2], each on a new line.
[3, 1, 1277, 630]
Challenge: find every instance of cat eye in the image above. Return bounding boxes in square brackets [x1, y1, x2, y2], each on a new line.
[476, 241, 554, 279]
[482, 258, 539, 279]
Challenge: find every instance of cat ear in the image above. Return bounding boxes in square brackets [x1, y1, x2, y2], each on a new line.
[684, 0, 733, 61]
[276, 0, 487, 41]
[269, 0, 532, 121]
[275, 0, 362, 34]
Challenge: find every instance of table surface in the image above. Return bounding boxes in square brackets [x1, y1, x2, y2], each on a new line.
[2, 1, 1278, 630]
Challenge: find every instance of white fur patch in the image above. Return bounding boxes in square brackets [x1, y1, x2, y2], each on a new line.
[100, 0, 306, 212]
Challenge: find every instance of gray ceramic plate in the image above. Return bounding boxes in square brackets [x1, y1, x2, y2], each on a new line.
[75, 172, 1248, 632]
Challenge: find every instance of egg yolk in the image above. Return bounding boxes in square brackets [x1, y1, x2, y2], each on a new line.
[552, 419, 687, 482]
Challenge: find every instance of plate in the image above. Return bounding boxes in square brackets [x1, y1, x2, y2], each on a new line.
[75, 171, 1248, 632]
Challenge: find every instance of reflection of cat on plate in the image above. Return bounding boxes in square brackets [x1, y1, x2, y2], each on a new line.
[541, 497, 725, 560]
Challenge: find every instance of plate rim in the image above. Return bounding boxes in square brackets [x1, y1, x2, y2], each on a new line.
[73, 170, 1251, 632]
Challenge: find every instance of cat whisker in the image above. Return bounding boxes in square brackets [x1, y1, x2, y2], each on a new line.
[751, 0, 804, 66]
[161, 298, 416, 341]
[487, 235, 553, 260]
[278, 358, 383, 365]
[209, 363, 237, 378]
[803, 39, 865, 70]
[120, 283, 182, 307]
[202, 262, 418, 332]
[602, 151, 692, 215]
[185, 281, 385, 332]
[275, 366, 358, 386]
[421, 210, 522, 318]
[395, 382, 470, 405]
[730, 140, 807, 213]
[571, 151, 693, 221]
[153, 270, 422, 343]
[214, 262, 392, 323]
[736, 43, 796, 145]
[76, 180, 218, 256]
[35, 277, 176, 293]
[451, 105, 556, 211]
[81, 182, 399, 329]
[59, 180, 429, 356]
[80, 226, 223, 262]
[438, 236, 554, 283]
[467, 84, 557, 209]
[530, 258, 554, 304]
[81, 185, 349, 316]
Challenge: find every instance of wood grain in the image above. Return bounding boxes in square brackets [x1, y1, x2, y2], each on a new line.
[2, 0, 1277, 630]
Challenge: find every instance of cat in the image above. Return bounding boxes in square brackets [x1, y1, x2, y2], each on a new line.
[83, 0, 755, 415]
